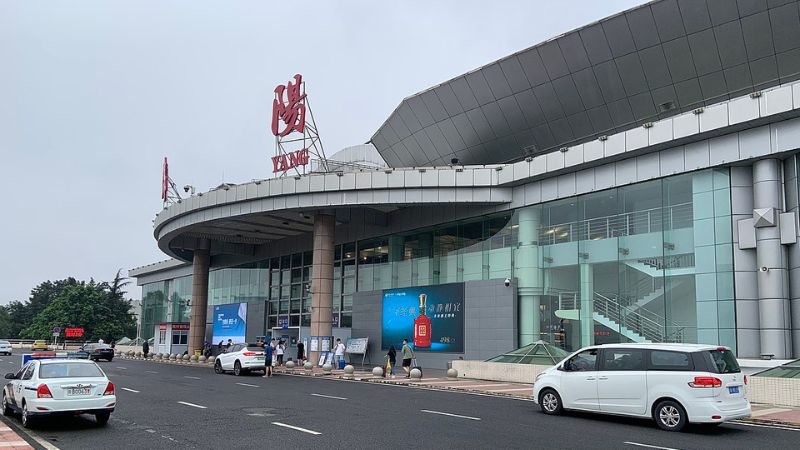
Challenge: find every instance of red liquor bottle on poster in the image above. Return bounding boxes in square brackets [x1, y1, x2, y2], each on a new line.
[414, 293, 432, 348]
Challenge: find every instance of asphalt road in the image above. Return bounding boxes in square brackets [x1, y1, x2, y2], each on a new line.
[0, 354, 798, 450]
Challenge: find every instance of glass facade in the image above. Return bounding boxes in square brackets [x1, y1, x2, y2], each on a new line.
[140, 169, 736, 352]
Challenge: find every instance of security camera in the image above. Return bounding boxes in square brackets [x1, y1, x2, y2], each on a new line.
[183, 185, 190, 193]
[760, 266, 769, 272]
[504, 278, 511, 287]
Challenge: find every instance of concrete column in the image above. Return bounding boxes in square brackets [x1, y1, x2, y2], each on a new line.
[310, 213, 335, 363]
[782, 155, 800, 357]
[515, 206, 542, 346]
[188, 241, 210, 355]
[580, 263, 594, 347]
[753, 159, 792, 359]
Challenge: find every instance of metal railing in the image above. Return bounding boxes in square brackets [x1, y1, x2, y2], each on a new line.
[539, 202, 693, 245]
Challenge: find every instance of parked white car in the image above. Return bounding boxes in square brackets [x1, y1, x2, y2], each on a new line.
[2, 359, 116, 428]
[0, 341, 12, 355]
[533, 343, 750, 431]
[214, 343, 265, 376]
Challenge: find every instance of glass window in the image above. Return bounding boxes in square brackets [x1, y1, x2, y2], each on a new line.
[601, 349, 645, 371]
[650, 351, 691, 370]
[564, 349, 597, 371]
[21, 364, 35, 380]
[708, 349, 740, 373]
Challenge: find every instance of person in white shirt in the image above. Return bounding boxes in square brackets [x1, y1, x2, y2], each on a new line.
[334, 338, 346, 366]
[275, 340, 285, 366]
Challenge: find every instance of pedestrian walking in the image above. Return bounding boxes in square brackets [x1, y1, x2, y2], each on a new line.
[142, 339, 149, 358]
[296, 341, 305, 363]
[334, 338, 346, 367]
[263, 343, 274, 378]
[217, 340, 223, 353]
[226, 339, 233, 352]
[386, 345, 397, 377]
[401, 339, 414, 378]
[276, 340, 285, 366]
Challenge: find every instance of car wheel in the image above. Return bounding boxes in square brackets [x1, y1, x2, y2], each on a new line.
[654, 400, 687, 432]
[21, 402, 32, 429]
[107, 357, 113, 362]
[2, 391, 13, 416]
[214, 360, 224, 374]
[234, 361, 242, 376]
[539, 389, 563, 415]
[95, 412, 110, 426]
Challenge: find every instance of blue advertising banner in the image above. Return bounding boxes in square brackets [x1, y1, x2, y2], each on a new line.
[212, 303, 247, 344]
[382, 282, 464, 352]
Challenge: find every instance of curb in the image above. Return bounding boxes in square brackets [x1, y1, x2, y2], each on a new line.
[736, 418, 800, 430]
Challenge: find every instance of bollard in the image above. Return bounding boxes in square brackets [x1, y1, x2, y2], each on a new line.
[157, 353, 163, 360]
[285, 360, 295, 369]
[322, 363, 333, 375]
[136, 351, 143, 358]
[170, 354, 177, 361]
[190, 355, 198, 362]
[182, 354, 190, 361]
[199, 355, 207, 363]
[343, 365, 355, 380]
[303, 361, 313, 372]
[410, 368, 422, 380]
[372, 366, 384, 378]
[208, 355, 216, 364]
[447, 368, 458, 380]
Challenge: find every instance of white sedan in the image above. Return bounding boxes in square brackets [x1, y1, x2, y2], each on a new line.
[2, 359, 116, 428]
[214, 343, 266, 376]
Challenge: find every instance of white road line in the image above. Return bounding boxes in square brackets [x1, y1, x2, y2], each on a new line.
[145, 429, 156, 433]
[146, 370, 159, 374]
[310, 393, 347, 400]
[420, 409, 481, 421]
[624, 442, 679, 450]
[7, 362, 13, 364]
[272, 422, 321, 435]
[236, 383, 259, 388]
[177, 401, 207, 409]
[116, 367, 127, 370]
[121, 388, 140, 393]
[184, 376, 201, 380]
[731, 421, 800, 432]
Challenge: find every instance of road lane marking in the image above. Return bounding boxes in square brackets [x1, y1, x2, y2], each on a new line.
[236, 383, 259, 388]
[121, 388, 140, 393]
[177, 401, 207, 409]
[145, 429, 156, 433]
[272, 422, 321, 435]
[7, 362, 12, 364]
[116, 367, 127, 370]
[420, 409, 481, 421]
[184, 376, 201, 380]
[310, 393, 347, 400]
[624, 442, 679, 450]
[146, 370, 159, 374]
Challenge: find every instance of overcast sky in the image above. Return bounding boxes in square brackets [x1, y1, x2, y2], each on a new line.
[0, 0, 644, 303]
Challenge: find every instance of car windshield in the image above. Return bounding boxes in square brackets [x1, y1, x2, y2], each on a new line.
[39, 363, 104, 379]
[708, 349, 741, 373]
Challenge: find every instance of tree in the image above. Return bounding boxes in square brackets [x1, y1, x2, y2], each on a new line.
[0, 306, 11, 339]
[6, 278, 79, 338]
[21, 282, 137, 342]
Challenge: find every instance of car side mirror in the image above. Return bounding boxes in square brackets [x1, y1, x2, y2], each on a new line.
[4, 373, 15, 380]
[562, 361, 573, 372]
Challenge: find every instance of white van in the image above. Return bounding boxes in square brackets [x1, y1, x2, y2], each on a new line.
[532, 343, 750, 431]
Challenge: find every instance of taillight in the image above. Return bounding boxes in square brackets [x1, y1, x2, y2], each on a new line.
[103, 382, 115, 396]
[243, 352, 263, 356]
[744, 375, 748, 385]
[94, 349, 102, 353]
[36, 384, 52, 398]
[689, 376, 722, 388]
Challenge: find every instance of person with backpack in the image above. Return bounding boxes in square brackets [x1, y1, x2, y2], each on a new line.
[401, 339, 414, 378]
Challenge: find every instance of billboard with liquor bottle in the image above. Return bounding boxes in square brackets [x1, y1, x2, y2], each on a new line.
[381, 282, 464, 353]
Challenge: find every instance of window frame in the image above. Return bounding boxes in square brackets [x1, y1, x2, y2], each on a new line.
[647, 350, 694, 371]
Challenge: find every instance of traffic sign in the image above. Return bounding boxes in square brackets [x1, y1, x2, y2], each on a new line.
[52, 326, 61, 334]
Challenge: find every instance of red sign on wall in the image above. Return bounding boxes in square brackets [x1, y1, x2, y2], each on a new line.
[271, 74, 306, 137]
[173, 324, 190, 331]
[65, 328, 84, 338]
[272, 148, 309, 173]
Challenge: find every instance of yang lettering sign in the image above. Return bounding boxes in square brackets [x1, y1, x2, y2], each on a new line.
[65, 328, 84, 338]
[271, 74, 306, 137]
[272, 148, 309, 173]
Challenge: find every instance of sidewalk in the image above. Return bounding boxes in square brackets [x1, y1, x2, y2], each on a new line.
[0, 421, 33, 449]
[749, 404, 800, 428]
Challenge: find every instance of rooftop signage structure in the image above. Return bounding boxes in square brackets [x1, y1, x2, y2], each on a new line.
[270, 74, 329, 176]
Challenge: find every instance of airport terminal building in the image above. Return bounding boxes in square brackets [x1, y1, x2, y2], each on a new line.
[131, 0, 800, 366]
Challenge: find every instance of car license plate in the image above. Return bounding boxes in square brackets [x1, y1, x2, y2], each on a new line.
[67, 388, 91, 396]
[255, 356, 265, 361]
[728, 386, 739, 394]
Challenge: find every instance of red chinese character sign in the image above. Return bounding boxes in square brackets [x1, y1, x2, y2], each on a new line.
[65, 328, 84, 338]
[270, 74, 329, 176]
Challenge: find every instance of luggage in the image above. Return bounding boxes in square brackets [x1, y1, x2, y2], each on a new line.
[411, 358, 423, 379]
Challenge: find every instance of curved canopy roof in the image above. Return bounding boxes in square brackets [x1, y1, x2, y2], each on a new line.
[372, 0, 800, 167]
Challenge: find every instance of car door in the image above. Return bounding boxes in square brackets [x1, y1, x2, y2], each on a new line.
[220, 345, 239, 370]
[596, 347, 648, 416]
[7, 363, 29, 407]
[559, 348, 600, 411]
[15, 363, 36, 408]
